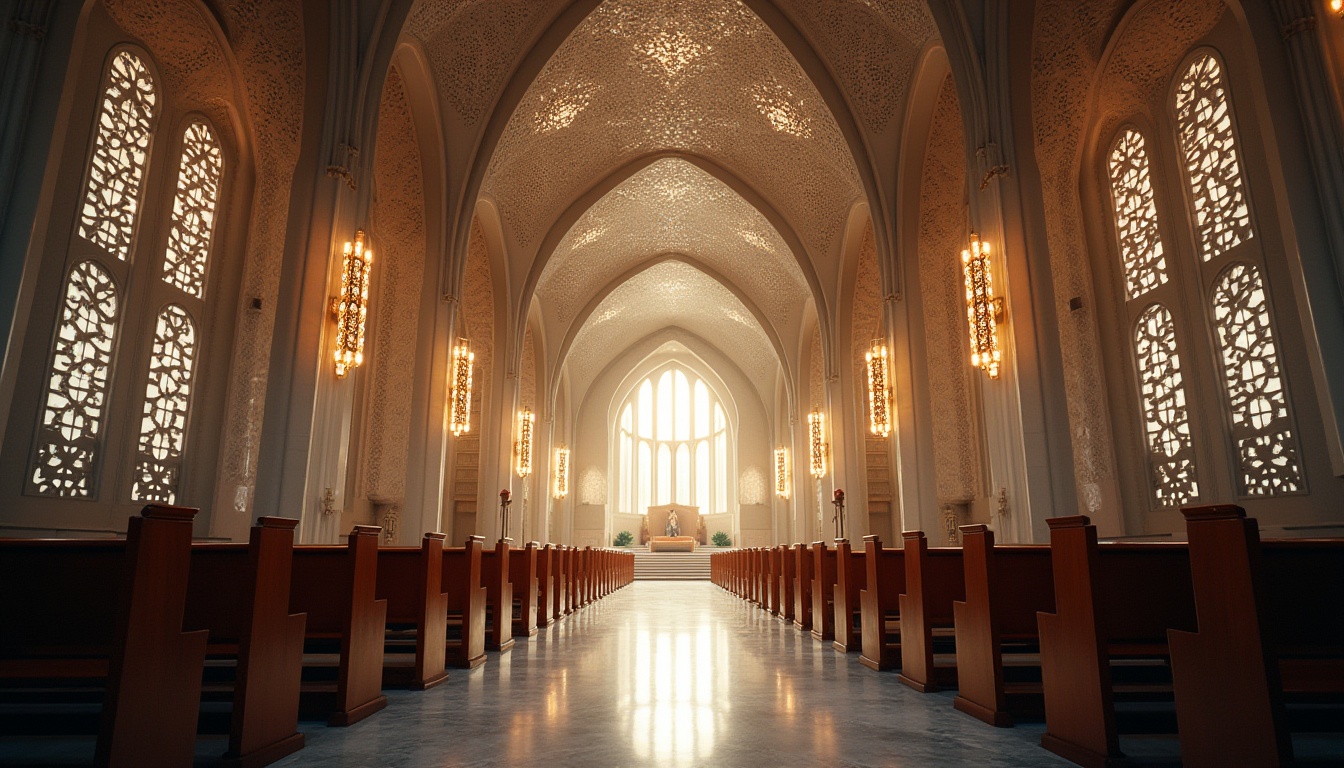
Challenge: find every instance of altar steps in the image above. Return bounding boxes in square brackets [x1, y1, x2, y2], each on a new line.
[632, 549, 714, 580]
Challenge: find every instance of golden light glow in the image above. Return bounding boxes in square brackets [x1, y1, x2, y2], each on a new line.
[450, 339, 474, 436]
[334, 230, 371, 377]
[962, 233, 1002, 379]
[807, 411, 826, 478]
[774, 448, 790, 498]
[554, 448, 570, 498]
[1333, 0, 1343, 16]
[865, 341, 892, 437]
[516, 408, 535, 478]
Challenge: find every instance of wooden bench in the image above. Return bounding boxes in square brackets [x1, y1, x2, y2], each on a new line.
[289, 525, 388, 727]
[767, 546, 782, 616]
[186, 516, 306, 767]
[480, 539, 515, 653]
[1169, 504, 1344, 767]
[551, 544, 568, 621]
[898, 531, 965, 693]
[0, 505, 208, 767]
[1037, 515, 1196, 768]
[859, 535, 904, 671]
[793, 543, 814, 632]
[952, 524, 1054, 727]
[536, 544, 555, 628]
[810, 543, 838, 642]
[510, 542, 540, 638]
[778, 545, 797, 623]
[832, 539, 866, 653]
[442, 536, 486, 669]
[375, 532, 449, 690]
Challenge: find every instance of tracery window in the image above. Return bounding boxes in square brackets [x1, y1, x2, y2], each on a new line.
[616, 367, 731, 515]
[1174, 53, 1253, 261]
[1133, 304, 1198, 506]
[78, 50, 157, 262]
[29, 261, 121, 497]
[161, 122, 223, 296]
[132, 305, 197, 503]
[1210, 264, 1301, 495]
[1108, 130, 1168, 299]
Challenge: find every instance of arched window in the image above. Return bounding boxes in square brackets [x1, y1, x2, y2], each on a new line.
[1173, 54, 1253, 262]
[132, 305, 197, 503]
[617, 367, 731, 515]
[161, 121, 223, 297]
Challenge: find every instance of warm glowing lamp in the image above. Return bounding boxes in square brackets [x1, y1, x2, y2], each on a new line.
[554, 448, 570, 498]
[866, 341, 892, 437]
[516, 408, 535, 478]
[449, 339, 474, 436]
[334, 230, 372, 377]
[807, 411, 827, 478]
[962, 233, 1003, 379]
[774, 448, 790, 498]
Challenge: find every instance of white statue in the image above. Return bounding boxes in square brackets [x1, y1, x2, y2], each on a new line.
[665, 509, 681, 537]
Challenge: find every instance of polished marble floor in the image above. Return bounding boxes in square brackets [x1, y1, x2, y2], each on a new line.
[274, 581, 1068, 768]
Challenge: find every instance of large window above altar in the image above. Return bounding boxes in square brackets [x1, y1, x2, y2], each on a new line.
[616, 367, 730, 515]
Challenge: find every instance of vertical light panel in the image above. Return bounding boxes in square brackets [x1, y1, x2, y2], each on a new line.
[334, 230, 372, 377]
[774, 448, 789, 498]
[807, 411, 826, 478]
[962, 234, 1001, 379]
[554, 447, 569, 498]
[516, 408, 535, 477]
[450, 339, 474, 436]
[865, 341, 891, 437]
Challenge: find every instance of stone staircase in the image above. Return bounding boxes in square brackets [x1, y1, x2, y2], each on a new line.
[632, 546, 719, 580]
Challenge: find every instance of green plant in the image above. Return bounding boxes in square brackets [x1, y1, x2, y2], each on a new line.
[613, 530, 634, 547]
[711, 531, 731, 547]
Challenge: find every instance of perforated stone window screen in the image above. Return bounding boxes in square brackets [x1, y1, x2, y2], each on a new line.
[162, 122, 223, 297]
[132, 305, 197, 504]
[1108, 129, 1169, 300]
[1174, 53, 1253, 262]
[1133, 304, 1198, 506]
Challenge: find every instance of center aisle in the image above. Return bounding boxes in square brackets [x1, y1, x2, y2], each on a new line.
[275, 582, 1067, 767]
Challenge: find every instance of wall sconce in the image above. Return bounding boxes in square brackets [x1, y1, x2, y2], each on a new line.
[962, 233, 1003, 379]
[1333, 0, 1343, 17]
[774, 448, 790, 498]
[554, 448, 570, 498]
[516, 408, 535, 478]
[866, 341, 892, 437]
[449, 339, 474, 436]
[333, 230, 372, 378]
[807, 411, 827, 478]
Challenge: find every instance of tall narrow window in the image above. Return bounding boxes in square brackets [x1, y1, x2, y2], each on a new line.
[1108, 130, 1168, 299]
[78, 51, 157, 262]
[1210, 264, 1301, 495]
[131, 305, 197, 503]
[1174, 54, 1253, 261]
[162, 122, 223, 296]
[1133, 305, 1198, 506]
[30, 261, 121, 497]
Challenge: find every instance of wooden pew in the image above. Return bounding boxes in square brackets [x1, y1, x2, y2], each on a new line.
[952, 524, 1054, 727]
[536, 544, 555, 628]
[832, 539, 866, 653]
[0, 505, 208, 768]
[859, 535, 904, 671]
[375, 532, 449, 690]
[551, 544, 568, 622]
[768, 546, 782, 616]
[793, 543, 814, 632]
[810, 542, 838, 642]
[510, 542, 540, 638]
[289, 525, 388, 727]
[1037, 515, 1197, 768]
[186, 516, 306, 767]
[897, 531, 965, 692]
[779, 544, 797, 623]
[480, 539, 515, 653]
[1168, 505, 1344, 768]
[442, 536, 486, 669]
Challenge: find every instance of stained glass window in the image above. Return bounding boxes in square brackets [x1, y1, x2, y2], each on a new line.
[1174, 54, 1254, 261]
[162, 122, 223, 296]
[1133, 304, 1199, 506]
[132, 305, 197, 503]
[30, 261, 120, 497]
[1108, 130, 1168, 299]
[78, 51, 157, 261]
[1210, 264, 1302, 495]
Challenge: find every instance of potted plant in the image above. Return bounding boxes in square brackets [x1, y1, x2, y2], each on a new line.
[613, 530, 634, 547]
[711, 531, 731, 547]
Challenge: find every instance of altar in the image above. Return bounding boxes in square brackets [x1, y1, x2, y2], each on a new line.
[642, 504, 706, 550]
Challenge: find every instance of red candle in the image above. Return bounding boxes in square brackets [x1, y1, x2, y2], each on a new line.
[500, 489, 511, 502]
[834, 489, 845, 503]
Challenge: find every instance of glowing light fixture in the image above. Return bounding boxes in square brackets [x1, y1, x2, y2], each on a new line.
[516, 408, 535, 478]
[774, 448, 790, 498]
[962, 233, 1003, 379]
[333, 230, 372, 378]
[449, 339, 474, 436]
[866, 341, 892, 437]
[554, 448, 570, 498]
[1333, 0, 1343, 16]
[807, 411, 827, 478]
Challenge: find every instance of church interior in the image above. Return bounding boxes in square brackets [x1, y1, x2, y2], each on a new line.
[1, 0, 1343, 765]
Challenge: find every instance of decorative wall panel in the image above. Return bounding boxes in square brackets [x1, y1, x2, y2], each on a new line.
[1174, 53, 1253, 262]
[1132, 304, 1198, 506]
[132, 305, 197, 503]
[161, 121, 223, 297]
[1107, 129, 1168, 300]
[78, 50, 156, 262]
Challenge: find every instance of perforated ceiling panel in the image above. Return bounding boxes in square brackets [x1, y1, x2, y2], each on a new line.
[538, 158, 808, 334]
[564, 261, 780, 403]
[482, 0, 862, 258]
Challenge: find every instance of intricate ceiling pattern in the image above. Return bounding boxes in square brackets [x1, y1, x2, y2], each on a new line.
[538, 158, 808, 333]
[564, 261, 778, 402]
[482, 0, 862, 257]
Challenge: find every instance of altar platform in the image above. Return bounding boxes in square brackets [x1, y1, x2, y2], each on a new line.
[648, 535, 697, 552]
